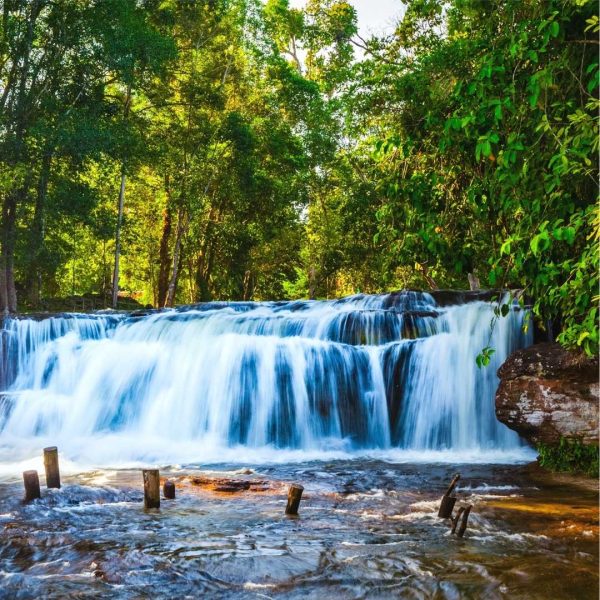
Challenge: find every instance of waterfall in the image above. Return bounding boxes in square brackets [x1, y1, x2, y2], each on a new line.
[0, 292, 533, 468]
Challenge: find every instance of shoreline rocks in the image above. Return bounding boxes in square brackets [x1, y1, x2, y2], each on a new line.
[496, 342, 599, 446]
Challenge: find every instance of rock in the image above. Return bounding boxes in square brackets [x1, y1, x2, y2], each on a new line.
[428, 289, 501, 306]
[496, 343, 599, 446]
[189, 476, 272, 493]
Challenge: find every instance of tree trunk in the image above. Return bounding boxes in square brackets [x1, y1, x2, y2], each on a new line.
[101, 240, 108, 303]
[195, 209, 217, 303]
[165, 207, 186, 307]
[243, 270, 254, 301]
[0, 198, 12, 314]
[111, 166, 127, 309]
[26, 148, 53, 307]
[468, 272, 480, 291]
[111, 83, 132, 309]
[0, 188, 20, 314]
[157, 176, 173, 307]
[308, 266, 316, 300]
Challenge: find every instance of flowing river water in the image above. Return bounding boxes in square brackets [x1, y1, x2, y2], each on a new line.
[0, 292, 597, 598]
[0, 462, 597, 599]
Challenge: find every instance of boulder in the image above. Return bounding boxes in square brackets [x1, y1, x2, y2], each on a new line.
[495, 342, 599, 446]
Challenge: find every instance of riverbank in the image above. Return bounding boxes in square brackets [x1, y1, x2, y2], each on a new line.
[0, 460, 597, 599]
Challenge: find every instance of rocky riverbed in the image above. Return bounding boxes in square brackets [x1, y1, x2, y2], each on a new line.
[0, 460, 597, 599]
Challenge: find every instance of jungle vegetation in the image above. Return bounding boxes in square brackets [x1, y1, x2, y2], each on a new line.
[0, 0, 598, 355]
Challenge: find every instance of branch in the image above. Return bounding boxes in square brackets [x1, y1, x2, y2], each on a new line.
[350, 35, 404, 67]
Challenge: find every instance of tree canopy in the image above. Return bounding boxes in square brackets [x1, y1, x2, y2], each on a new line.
[0, 0, 597, 355]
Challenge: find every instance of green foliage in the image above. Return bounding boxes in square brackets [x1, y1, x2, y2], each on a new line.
[475, 346, 495, 369]
[537, 438, 599, 478]
[0, 0, 597, 338]
[361, 0, 599, 354]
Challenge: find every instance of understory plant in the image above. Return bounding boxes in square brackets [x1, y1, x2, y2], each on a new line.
[537, 437, 599, 477]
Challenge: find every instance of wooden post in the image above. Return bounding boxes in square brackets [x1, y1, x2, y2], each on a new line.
[163, 480, 175, 500]
[438, 495, 456, 518]
[143, 469, 160, 509]
[43, 446, 61, 489]
[450, 506, 465, 534]
[438, 473, 460, 518]
[456, 504, 472, 538]
[285, 483, 304, 515]
[23, 470, 41, 502]
[444, 473, 460, 497]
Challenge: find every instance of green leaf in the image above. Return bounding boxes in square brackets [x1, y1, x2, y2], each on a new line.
[578, 331, 590, 345]
[500, 239, 511, 255]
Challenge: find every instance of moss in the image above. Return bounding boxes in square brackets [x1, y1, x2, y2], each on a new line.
[537, 437, 599, 478]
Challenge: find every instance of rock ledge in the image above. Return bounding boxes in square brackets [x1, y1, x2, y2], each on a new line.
[496, 342, 599, 446]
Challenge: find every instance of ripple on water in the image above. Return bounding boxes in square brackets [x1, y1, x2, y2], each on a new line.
[0, 461, 597, 599]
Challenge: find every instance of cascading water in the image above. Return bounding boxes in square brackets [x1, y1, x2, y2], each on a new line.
[0, 291, 533, 470]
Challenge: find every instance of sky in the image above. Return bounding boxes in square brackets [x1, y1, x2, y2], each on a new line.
[288, 0, 404, 38]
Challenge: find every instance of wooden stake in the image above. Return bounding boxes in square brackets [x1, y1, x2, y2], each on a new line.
[450, 506, 465, 534]
[163, 480, 175, 500]
[438, 473, 461, 518]
[23, 470, 41, 502]
[456, 504, 472, 538]
[438, 494, 457, 518]
[444, 473, 460, 497]
[143, 469, 160, 509]
[43, 446, 61, 489]
[285, 483, 304, 515]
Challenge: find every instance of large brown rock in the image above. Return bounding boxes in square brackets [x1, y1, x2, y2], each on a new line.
[495, 343, 599, 446]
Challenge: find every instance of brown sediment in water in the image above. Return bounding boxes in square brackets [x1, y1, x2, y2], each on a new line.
[484, 498, 599, 519]
[483, 497, 599, 539]
[178, 473, 287, 495]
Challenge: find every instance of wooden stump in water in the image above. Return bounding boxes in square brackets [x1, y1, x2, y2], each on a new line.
[143, 469, 160, 509]
[43, 446, 61, 489]
[285, 484, 304, 515]
[438, 473, 460, 518]
[456, 504, 472, 538]
[23, 470, 41, 502]
[450, 506, 465, 534]
[163, 480, 176, 500]
[438, 494, 457, 518]
[444, 473, 460, 497]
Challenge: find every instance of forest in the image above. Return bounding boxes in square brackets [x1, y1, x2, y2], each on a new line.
[0, 0, 598, 355]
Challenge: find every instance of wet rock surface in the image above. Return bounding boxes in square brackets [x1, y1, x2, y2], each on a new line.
[188, 474, 275, 493]
[496, 343, 599, 445]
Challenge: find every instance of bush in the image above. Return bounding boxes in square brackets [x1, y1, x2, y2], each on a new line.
[537, 437, 599, 477]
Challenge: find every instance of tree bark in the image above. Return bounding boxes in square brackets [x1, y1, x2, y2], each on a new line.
[243, 270, 254, 301]
[111, 83, 132, 309]
[165, 207, 186, 307]
[468, 272, 480, 291]
[157, 175, 173, 307]
[111, 165, 127, 309]
[308, 266, 316, 300]
[195, 205, 217, 302]
[26, 148, 53, 307]
[1, 188, 19, 314]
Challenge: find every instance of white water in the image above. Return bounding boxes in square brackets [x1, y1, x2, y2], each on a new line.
[0, 292, 535, 474]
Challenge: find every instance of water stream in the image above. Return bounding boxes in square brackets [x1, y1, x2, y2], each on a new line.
[0, 292, 597, 598]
